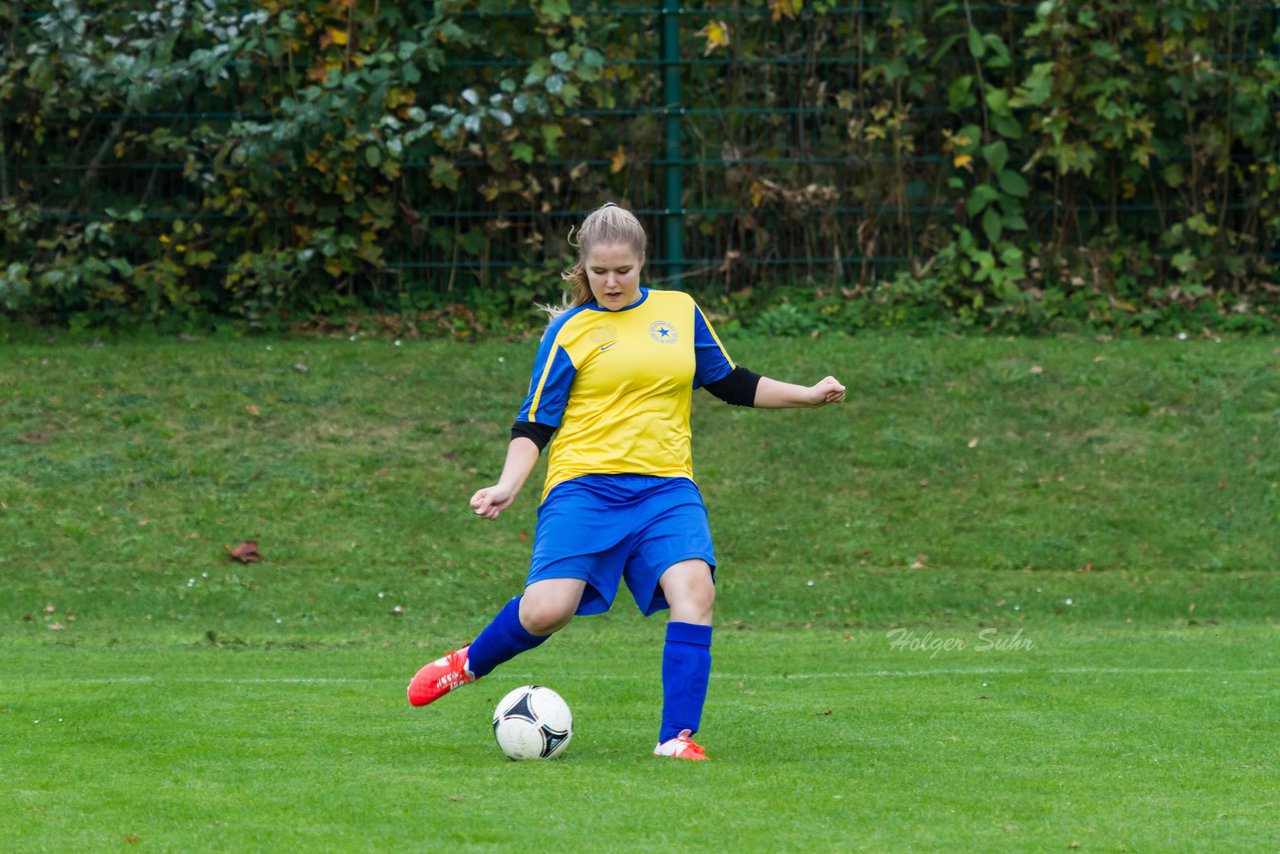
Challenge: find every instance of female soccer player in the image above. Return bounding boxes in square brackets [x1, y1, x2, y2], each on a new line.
[408, 203, 845, 760]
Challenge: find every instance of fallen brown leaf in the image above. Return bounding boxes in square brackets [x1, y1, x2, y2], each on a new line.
[226, 541, 262, 563]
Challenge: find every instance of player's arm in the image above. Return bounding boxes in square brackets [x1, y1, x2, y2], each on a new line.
[474, 321, 574, 519]
[470, 427, 551, 520]
[703, 369, 844, 409]
[692, 299, 843, 410]
[752, 375, 846, 409]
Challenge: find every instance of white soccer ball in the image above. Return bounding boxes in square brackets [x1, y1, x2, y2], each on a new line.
[492, 685, 573, 761]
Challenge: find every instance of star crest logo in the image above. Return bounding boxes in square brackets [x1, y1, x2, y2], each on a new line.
[649, 320, 677, 344]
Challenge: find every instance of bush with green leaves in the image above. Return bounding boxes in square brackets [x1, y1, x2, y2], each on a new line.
[0, 0, 1276, 333]
[1, 0, 609, 328]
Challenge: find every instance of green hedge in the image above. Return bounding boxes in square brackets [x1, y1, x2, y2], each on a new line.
[1, 0, 1277, 333]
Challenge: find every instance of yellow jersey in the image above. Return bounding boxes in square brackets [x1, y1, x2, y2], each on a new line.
[517, 289, 736, 500]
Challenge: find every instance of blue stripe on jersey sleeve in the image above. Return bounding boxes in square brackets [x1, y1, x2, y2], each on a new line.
[692, 302, 735, 389]
[518, 345, 576, 425]
[516, 308, 586, 425]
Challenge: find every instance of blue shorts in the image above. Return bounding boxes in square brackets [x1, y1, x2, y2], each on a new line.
[528, 474, 716, 617]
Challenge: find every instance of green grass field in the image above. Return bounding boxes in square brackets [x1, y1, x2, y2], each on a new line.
[2, 334, 1278, 851]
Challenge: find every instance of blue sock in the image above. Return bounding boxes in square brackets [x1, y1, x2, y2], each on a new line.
[659, 621, 713, 743]
[467, 597, 549, 678]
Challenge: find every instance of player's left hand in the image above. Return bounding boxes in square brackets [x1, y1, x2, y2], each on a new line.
[809, 376, 846, 406]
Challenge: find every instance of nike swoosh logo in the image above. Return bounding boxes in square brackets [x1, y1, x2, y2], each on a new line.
[599, 342, 616, 351]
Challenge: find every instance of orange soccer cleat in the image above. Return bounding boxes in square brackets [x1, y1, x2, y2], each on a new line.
[407, 646, 475, 707]
[653, 729, 709, 761]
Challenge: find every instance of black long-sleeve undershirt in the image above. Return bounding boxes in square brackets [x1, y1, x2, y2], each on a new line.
[703, 365, 762, 407]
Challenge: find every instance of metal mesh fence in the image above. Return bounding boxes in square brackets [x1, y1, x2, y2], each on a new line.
[6, 2, 1279, 313]
[393, 2, 1280, 305]
[388, 3, 1020, 303]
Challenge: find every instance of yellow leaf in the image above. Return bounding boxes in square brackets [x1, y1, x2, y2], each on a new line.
[696, 20, 731, 55]
[326, 26, 349, 46]
[386, 87, 416, 109]
[307, 60, 343, 82]
[1143, 39, 1162, 67]
[953, 152, 973, 169]
[609, 146, 627, 174]
[770, 0, 802, 22]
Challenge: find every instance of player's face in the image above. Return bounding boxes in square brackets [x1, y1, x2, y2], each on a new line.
[585, 243, 644, 311]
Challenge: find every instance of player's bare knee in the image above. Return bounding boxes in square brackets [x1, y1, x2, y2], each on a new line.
[668, 578, 714, 624]
[690, 577, 715, 615]
[695, 588, 716, 623]
[518, 596, 574, 636]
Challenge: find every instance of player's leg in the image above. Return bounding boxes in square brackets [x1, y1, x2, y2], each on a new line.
[654, 558, 714, 760]
[620, 479, 717, 758]
[470, 577, 585, 673]
[409, 477, 616, 708]
[661, 558, 715, 626]
[407, 578, 584, 707]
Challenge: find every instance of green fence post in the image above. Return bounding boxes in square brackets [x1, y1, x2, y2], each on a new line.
[661, 0, 685, 286]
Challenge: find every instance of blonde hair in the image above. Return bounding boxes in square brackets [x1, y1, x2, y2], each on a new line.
[545, 203, 648, 318]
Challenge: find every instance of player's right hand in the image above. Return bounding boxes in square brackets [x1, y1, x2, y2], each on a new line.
[470, 485, 515, 520]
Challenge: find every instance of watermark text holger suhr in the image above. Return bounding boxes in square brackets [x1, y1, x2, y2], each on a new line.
[886, 627, 1034, 658]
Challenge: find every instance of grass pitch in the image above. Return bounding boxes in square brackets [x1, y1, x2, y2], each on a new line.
[1, 333, 1278, 851]
[3, 625, 1276, 851]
